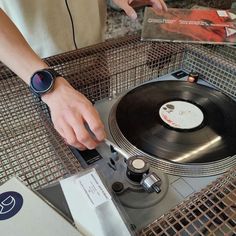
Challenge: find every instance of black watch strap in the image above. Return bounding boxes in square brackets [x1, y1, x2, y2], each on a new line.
[43, 68, 61, 78]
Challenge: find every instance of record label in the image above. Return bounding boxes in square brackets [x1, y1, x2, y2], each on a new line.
[159, 101, 204, 129]
[132, 159, 146, 169]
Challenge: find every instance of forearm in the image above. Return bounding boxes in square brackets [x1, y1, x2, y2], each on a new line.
[0, 8, 47, 84]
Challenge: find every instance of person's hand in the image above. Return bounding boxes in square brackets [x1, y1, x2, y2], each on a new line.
[42, 77, 106, 150]
[112, 0, 167, 20]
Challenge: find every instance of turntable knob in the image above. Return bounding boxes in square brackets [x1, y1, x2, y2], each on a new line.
[188, 71, 199, 83]
[112, 182, 124, 193]
[126, 156, 150, 183]
[140, 173, 161, 193]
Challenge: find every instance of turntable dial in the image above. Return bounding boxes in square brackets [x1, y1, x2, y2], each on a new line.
[126, 156, 150, 182]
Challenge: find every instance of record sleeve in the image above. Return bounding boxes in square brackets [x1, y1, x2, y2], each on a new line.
[0, 177, 82, 236]
[141, 7, 236, 45]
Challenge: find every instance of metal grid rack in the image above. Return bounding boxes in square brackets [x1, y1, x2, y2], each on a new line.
[1, 35, 236, 234]
[205, 45, 236, 63]
[139, 166, 236, 236]
[183, 44, 236, 98]
[0, 68, 81, 189]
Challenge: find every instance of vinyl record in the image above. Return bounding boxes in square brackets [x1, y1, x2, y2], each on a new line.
[114, 81, 236, 164]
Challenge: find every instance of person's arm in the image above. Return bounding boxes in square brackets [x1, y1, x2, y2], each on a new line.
[112, 0, 167, 20]
[0, 8, 106, 150]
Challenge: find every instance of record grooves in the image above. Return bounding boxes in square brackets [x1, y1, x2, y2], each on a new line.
[110, 81, 236, 165]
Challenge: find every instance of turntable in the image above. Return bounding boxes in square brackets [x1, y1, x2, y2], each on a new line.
[74, 70, 236, 230]
[95, 71, 236, 177]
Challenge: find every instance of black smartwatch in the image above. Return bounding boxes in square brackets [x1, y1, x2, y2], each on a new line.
[29, 68, 61, 97]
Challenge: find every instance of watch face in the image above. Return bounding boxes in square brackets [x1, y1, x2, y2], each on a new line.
[31, 70, 53, 94]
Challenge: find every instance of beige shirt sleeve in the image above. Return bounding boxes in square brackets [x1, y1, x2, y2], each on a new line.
[0, 0, 107, 58]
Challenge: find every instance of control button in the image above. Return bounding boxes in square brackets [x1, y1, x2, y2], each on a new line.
[188, 71, 199, 83]
[141, 173, 161, 193]
[112, 182, 124, 193]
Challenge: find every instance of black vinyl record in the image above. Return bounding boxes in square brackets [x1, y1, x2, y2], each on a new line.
[115, 81, 236, 164]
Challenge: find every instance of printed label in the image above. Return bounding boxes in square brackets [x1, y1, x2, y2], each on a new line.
[159, 101, 204, 129]
[77, 170, 111, 208]
[217, 10, 228, 17]
[0, 191, 23, 220]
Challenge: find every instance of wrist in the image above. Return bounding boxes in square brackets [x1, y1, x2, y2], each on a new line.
[41, 76, 69, 104]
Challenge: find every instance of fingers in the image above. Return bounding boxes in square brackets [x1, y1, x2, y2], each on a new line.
[150, 0, 168, 11]
[65, 109, 100, 150]
[124, 5, 137, 20]
[113, 0, 167, 20]
[82, 106, 106, 142]
[44, 77, 105, 151]
[54, 104, 105, 150]
[55, 117, 87, 150]
[114, 0, 137, 20]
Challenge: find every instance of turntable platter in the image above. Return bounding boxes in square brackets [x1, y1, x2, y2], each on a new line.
[110, 81, 236, 164]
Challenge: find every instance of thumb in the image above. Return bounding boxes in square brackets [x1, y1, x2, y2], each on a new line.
[124, 5, 137, 20]
[117, 1, 137, 20]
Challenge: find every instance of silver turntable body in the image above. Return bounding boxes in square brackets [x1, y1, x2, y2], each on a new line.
[73, 70, 230, 230]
